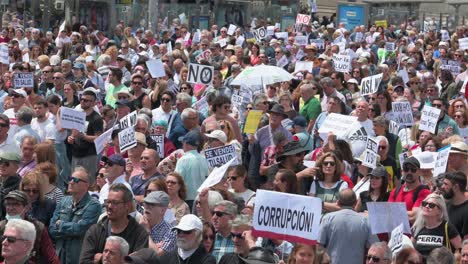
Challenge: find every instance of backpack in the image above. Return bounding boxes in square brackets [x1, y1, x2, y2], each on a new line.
[392, 184, 430, 204]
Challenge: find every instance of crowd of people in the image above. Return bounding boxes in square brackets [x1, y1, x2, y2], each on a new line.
[0, 11, 467, 264]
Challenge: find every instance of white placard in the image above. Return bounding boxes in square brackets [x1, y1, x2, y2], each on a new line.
[178, 13, 187, 24]
[303, 160, 316, 168]
[360, 73, 383, 96]
[118, 127, 137, 153]
[205, 144, 238, 169]
[235, 36, 245, 46]
[13, 72, 34, 88]
[275, 23, 281, 29]
[398, 69, 410, 85]
[0, 45, 8, 65]
[398, 152, 409, 167]
[367, 202, 411, 234]
[22, 52, 29, 63]
[166, 41, 172, 55]
[355, 32, 363, 42]
[217, 38, 227, 48]
[231, 94, 243, 109]
[193, 96, 209, 117]
[266, 26, 275, 36]
[294, 36, 307, 46]
[459, 37, 468, 50]
[363, 137, 378, 169]
[198, 157, 237, 192]
[392, 102, 414, 126]
[318, 113, 358, 139]
[275, 32, 288, 40]
[227, 24, 237, 36]
[150, 134, 165, 158]
[433, 144, 451, 177]
[146, 59, 166, 78]
[441, 30, 450, 42]
[253, 27, 267, 43]
[389, 120, 399, 135]
[187, 63, 214, 85]
[296, 14, 311, 25]
[388, 223, 404, 252]
[309, 39, 324, 50]
[60, 107, 87, 132]
[295, 49, 306, 61]
[192, 30, 201, 43]
[441, 60, 461, 76]
[332, 54, 351, 73]
[277, 55, 289, 68]
[420, 105, 441, 134]
[385, 42, 395, 52]
[195, 49, 212, 63]
[184, 32, 191, 42]
[117, 111, 137, 130]
[94, 127, 114, 155]
[294, 61, 313, 73]
[252, 190, 322, 244]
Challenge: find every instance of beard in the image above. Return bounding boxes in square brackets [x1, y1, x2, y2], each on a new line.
[404, 173, 416, 184]
[177, 238, 195, 250]
[442, 189, 455, 199]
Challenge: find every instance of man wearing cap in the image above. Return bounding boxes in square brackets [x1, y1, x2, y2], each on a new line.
[0, 114, 18, 154]
[292, 116, 313, 152]
[0, 190, 59, 263]
[12, 106, 41, 147]
[0, 153, 22, 220]
[140, 191, 177, 255]
[3, 88, 27, 138]
[388, 156, 431, 223]
[175, 130, 209, 208]
[49, 167, 101, 264]
[205, 130, 228, 150]
[105, 67, 128, 108]
[447, 141, 468, 174]
[68, 89, 104, 184]
[159, 214, 216, 264]
[99, 154, 133, 204]
[72, 62, 94, 89]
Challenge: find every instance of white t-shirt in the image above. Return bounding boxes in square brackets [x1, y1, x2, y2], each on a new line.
[31, 118, 56, 142]
[3, 108, 18, 141]
[152, 107, 175, 125]
[345, 119, 376, 157]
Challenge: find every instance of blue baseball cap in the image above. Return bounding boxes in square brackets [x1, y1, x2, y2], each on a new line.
[182, 130, 202, 147]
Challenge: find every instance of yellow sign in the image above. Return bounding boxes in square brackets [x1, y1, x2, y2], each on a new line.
[243, 110, 263, 134]
[375, 20, 388, 29]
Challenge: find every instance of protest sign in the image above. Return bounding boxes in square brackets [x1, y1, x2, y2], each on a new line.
[296, 14, 311, 25]
[118, 127, 137, 152]
[309, 39, 325, 50]
[244, 110, 263, 134]
[146, 59, 166, 78]
[252, 190, 322, 244]
[118, 111, 137, 130]
[195, 50, 211, 63]
[441, 30, 450, 41]
[355, 32, 363, 42]
[433, 145, 451, 177]
[192, 30, 201, 43]
[275, 23, 281, 29]
[360, 73, 383, 96]
[363, 137, 378, 169]
[318, 113, 358, 139]
[235, 36, 245, 46]
[295, 49, 306, 61]
[389, 120, 399, 136]
[231, 94, 243, 109]
[385, 42, 395, 52]
[398, 69, 410, 85]
[183, 32, 191, 42]
[388, 223, 404, 253]
[150, 134, 165, 158]
[266, 26, 275, 36]
[94, 128, 114, 155]
[217, 38, 227, 48]
[440, 60, 460, 76]
[277, 55, 289, 68]
[253, 27, 267, 43]
[392, 102, 414, 126]
[193, 96, 209, 117]
[187, 63, 214, 85]
[275, 32, 288, 40]
[374, 20, 388, 28]
[227, 24, 237, 35]
[0, 45, 8, 65]
[367, 202, 411, 234]
[205, 144, 238, 168]
[22, 53, 29, 63]
[178, 13, 187, 24]
[166, 41, 172, 55]
[198, 157, 236, 192]
[13, 72, 34, 88]
[332, 54, 351, 73]
[294, 36, 307, 46]
[459, 37, 468, 50]
[420, 105, 441, 134]
[398, 152, 408, 168]
[294, 61, 313, 73]
[60, 107, 87, 132]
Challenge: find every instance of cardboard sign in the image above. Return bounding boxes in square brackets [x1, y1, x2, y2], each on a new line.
[360, 73, 383, 96]
[294, 36, 307, 46]
[146, 59, 166, 78]
[253, 27, 267, 43]
[118, 127, 137, 152]
[318, 113, 358, 139]
[94, 127, 114, 155]
[235, 36, 245, 46]
[244, 110, 263, 134]
[13, 72, 34, 88]
[420, 105, 441, 134]
[388, 223, 404, 252]
[309, 39, 325, 50]
[0, 45, 9, 65]
[332, 54, 351, 73]
[117, 111, 137, 130]
[151, 134, 165, 158]
[22, 52, 29, 63]
[296, 14, 311, 25]
[363, 137, 378, 169]
[275, 32, 288, 40]
[459, 37, 468, 50]
[295, 61, 313, 73]
[60, 107, 87, 132]
[367, 202, 411, 234]
[198, 157, 237, 192]
[433, 145, 451, 177]
[252, 190, 322, 245]
[205, 144, 238, 168]
[227, 24, 237, 36]
[187, 64, 214, 85]
[392, 102, 414, 126]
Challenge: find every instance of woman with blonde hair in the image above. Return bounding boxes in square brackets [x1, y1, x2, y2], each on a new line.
[412, 193, 461, 260]
[20, 170, 56, 227]
[218, 119, 242, 160]
[104, 45, 118, 66]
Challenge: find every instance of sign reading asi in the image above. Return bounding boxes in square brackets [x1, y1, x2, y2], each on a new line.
[360, 73, 383, 96]
[187, 64, 214, 85]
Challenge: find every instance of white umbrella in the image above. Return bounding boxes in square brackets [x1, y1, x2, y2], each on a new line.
[230, 64, 294, 87]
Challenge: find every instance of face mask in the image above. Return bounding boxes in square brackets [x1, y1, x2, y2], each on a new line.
[5, 214, 22, 220]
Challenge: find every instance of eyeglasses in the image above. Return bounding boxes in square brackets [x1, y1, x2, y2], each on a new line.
[1, 235, 27, 243]
[132, 81, 143, 85]
[227, 176, 238, 181]
[23, 188, 39, 194]
[378, 146, 387, 150]
[166, 180, 178, 185]
[104, 200, 127, 207]
[213, 211, 229, 217]
[230, 232, 244, 239]
[203, 234, 215, 240]
[366, 255, 386, 263]
[369, 97, 376, 101]
[80, 98, 93, 103]
[247, 107, 253, 110]
[52, 76, 63, 80]
[70, 176, 87, 184]
[323, 161, 336, 167]
[403, 166, 418, 173]
[422, 201, 439, 209]
[122, 47, 129, 49]
[162, 98, 171, 102]
[118, 96, 129, 100]
[181, 86, 190, 90]
[162, 60, 169, 63]
[176, 229, 194, 235]
[454, 104, 464, 109]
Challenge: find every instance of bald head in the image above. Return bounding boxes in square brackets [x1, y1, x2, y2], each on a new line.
[338, 189, 357, 207]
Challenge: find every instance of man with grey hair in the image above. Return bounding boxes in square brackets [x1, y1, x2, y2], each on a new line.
[320, 77, 346, 111]
[169, 108, 200, 149]
[134, 114, 158, 151]
[169, 93, 203, 138]
[426, 246, 455, 264]
[13, 106, 40, 147]
[219, 215, 256, 264]
[1, 219, 36, 263]
[159, 214, 216, 263]
[211, 200, 238, 261]
[366, 242, 391, 264]
[61, 59, 74, 81]
[102, 236, 129, 264]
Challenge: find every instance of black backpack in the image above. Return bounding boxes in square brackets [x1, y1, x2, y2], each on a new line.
[393, 184, 430, 204]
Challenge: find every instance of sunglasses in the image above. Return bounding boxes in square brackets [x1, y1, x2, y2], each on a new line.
[378, 146, 387, 150]
[52, 76, 63, 80]
[366, 255, 385, 263]
[247, 107, 253, 110]
[181, 87, 190, 90]
[227, 176, 238, 181]
[213, 211, 229, 217]
[1, 235, 27, 243]
[176, 229, 194, 235]
[70, 176, 87, 184]
[162, 98, 171, 102]
[323, 161, 336, 167]
[162, 60, 169, 63]
[403, 166, 417, 173]
[80, 98, 93, 103]
[105, 161, 115, 167]
[23, 188, 39, 194]
[230, 232, 244, 239]
[220, 124, 226, 130]
[206, 130, 213, 134]
[0, 122, 8, 128]
[432, 103, 443, 108]
[132, 81, 143, 85]
[422, 201, 439, 209]
[454, 104, 464, 108]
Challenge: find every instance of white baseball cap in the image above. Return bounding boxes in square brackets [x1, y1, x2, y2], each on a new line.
[205, 130, 227, 144]
[172, 214, 203, 232]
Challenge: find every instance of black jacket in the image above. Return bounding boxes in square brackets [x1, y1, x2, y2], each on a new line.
[0, 175, 21, 219]
[160, 245, 216, 264]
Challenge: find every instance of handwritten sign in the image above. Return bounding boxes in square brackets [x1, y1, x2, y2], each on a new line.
[363, 137, 378, 169]
[440, 60, 460, 76]
[227, 24, 237, 36]
[332, 54, 351, 73]
[318, 113, 358, 140]
[367, 202, 411, 234]
[388, 223, 404, 252]
[360, 73, 383, 96]
[13, 72, 34, 88]
[60, 107, 87, 132]
[294, 61, 313, 73]
[433, 145, 451, 177]
[392, 102, 414, 126]
[118, 111, 137, 130]
[294, 36, 307, 46]
[118, 127, 137, 152]
[231, 94, 243, 109]
[94, 128, 114, 155]
[296, 14, 311, 25]
[420, 105, 441, 134]
[389, 120, 399, 135]
[187, 63, 214, 85]
[459, 37, 468, 50]
[205, 144, 238, 168]
[151, 134, 165, 158]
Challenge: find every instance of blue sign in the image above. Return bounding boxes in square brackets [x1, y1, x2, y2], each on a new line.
[337, 4, 366, 31]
